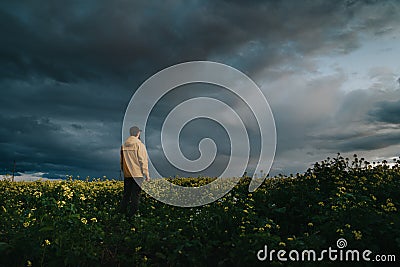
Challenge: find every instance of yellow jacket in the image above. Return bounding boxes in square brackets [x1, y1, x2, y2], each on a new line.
[121, 136, 149, 178]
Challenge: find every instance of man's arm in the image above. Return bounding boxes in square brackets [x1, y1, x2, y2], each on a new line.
[138, 143, 150, 181]
[120, 146, 123, 171]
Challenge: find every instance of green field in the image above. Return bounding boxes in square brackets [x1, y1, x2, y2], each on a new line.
[1, 155, 399, 266]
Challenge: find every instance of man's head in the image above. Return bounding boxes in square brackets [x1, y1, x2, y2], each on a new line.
[130, 126, 141, 137]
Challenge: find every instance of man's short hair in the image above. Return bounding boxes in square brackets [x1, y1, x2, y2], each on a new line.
[130, 126, 141, 136]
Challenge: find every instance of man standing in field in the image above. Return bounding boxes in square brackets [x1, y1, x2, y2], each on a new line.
[120, 126, 150, 216]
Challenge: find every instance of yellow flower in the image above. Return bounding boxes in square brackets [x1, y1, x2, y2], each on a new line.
[318, 201, 324, 206]
[62, 185, 74, 199]
[371, 195, 377, 201]
[44, 239, 51, 246]
[81, 217, 88, 224]
[352, 230, 362, 240]
[307, 222, 313, 227]
[287, 237, 294, 241]
[279, 242, 286, 246]
[33, 191, 42, 198]
[336, 228, 344, 235]
[338, 186, 346, 193]
[243, 209, 249, 214]
[90, 217, 97, 223]
[345, 224, 351, 228]
[381, 199, 397, 212]
[265, 223, 272, 229]
[56, 200, 66, 208]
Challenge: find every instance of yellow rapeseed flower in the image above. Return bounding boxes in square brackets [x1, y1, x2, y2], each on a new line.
[33, 191, 42, 198]
[352, 230, 362, 240]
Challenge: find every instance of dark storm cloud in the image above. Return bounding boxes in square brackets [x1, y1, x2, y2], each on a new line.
[307, 86, 400, 153]
[0, 78, 127, 121]
[1, 0, 389, 81]
[1, 0, 399, 178]
[317, 130, 400, 152]
[0, 114, 120, 176]
[369, 100, 400, 124]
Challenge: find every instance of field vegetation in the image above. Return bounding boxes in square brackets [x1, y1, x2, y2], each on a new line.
[0, 155, 399, 266]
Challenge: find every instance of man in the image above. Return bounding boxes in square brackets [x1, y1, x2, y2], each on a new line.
[120, 126, 150, 216]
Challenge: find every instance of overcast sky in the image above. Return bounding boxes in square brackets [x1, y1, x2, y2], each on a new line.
[1, 0, 400, 180]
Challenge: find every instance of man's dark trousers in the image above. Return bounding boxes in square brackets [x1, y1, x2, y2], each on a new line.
[120, 177, 142, 216]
